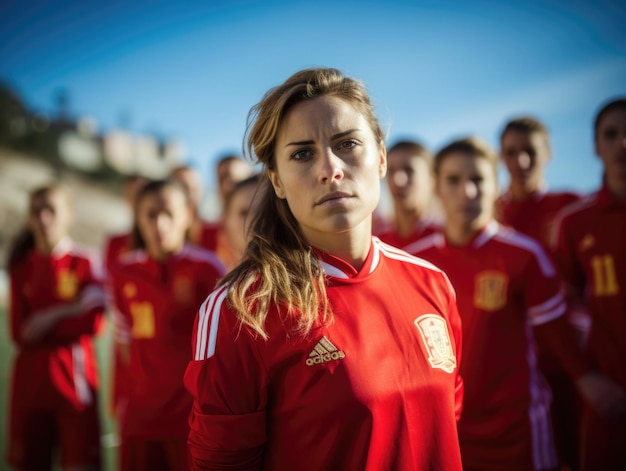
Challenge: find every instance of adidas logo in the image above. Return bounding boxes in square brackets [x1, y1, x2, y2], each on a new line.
[306, 336, 345, 366]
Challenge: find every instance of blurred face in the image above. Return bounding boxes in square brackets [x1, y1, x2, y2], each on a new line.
[217, 159, 253, 201]
[270, 95, 386, 250]
[595, 108, 626, 184]
[386, 148, 432, 212]
[28, 190, 73, 248]
[436, 152, 498, 231]
[500, 130, 550, 192]
[136, 187, 192, 259]
[222, 184, 257, 259]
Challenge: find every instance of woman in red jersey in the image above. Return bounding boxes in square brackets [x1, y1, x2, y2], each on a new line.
[407, 136, 624, 471]
[109, 179, 224, 471]
[214, 174, 260, 271]
[552, 97, 626, 471]
[184, 68, 464, 471]
[6, 184, 105, 471]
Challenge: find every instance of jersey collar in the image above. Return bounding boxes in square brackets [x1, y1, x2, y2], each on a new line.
[314, 238, 379, 280]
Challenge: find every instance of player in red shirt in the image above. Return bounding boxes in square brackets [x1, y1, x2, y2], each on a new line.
[5, 184, 105, 471]
[376, 140, 442, 249]
[109, 179, 225, 471]
[496, 117, 585, 469]
[551, 97, 626, 470]
[407, 136, 622, 471]
[184, 67, 464, 470]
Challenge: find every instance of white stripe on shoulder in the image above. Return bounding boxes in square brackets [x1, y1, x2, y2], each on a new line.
[195, 285, 230, 360]
[182, 245, 226, 273]
[494, 227, 556, 277]
[549, 192, 598, 247]
[402, 232, 444, 255]
[117, 249, 147, 266]
[376, 238, 444, 274]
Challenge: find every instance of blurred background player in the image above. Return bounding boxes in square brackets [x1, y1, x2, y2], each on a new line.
[214, 154, 255, 205]
[496, 116, 584, 470]
[408, 136, 622, 471]
[5, 183, 105, 471]
[108, 179, 224, 471]
[551, 97, 626, 471]
[214, 173, 260, 271]
[375, 140, 441, 249]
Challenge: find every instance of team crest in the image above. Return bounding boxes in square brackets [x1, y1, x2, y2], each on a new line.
[579, 234, 595, 252]
[173, 276, 194, 303]
[56, 269, 78, 300]
[474, 271, 508, 311]
[414, 314, 456, 373]
[123, 282, 137, 298]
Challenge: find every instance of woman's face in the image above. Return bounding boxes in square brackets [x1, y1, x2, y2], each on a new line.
[595, 108, 626, 183]
[136, 187, 191, 259]
[436, 152, 497, 231]
[222, 183, 257, 259]
[500, 130, 549, 191]
[269, 95, 386, 250]
[28, 190, 72, 248]
[386, 149, 432, 212]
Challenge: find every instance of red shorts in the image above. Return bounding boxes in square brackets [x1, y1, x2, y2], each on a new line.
[6, 405, 101, 470]
[120, 437, 190, 471]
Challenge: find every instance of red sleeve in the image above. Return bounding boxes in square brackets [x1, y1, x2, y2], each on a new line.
[9, 265, 29, 347]
[534, 315, 589, 380]
[443, 272, 464, 422]
[183, 285, 268, 470]
[551, 214, 587, 306]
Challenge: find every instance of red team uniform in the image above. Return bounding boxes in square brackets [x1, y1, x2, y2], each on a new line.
[552, 185, 626, 470]
[184, 238, 464, 471]
[375, 217, 442, 251]
[109, 245, 224, 471]
[7, 238, 105, 470]
[408, 222, 566, 471]
[495, 190, 581, 250]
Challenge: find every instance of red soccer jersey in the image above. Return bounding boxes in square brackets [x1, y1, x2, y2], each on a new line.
[9, 238, 105, 411]
[495, 190, 581, 250]
[184, 238, 463, 471]
[552, 186, 626, 388]
[376, 217, 442, 251]
[409, 222, 566, 471]
[196, 220, 220, 252]
[103, 232, 133, 275]
[109, 245, 225, 439]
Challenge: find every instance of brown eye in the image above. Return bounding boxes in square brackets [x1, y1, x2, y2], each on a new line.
[603, 128, 618, 140]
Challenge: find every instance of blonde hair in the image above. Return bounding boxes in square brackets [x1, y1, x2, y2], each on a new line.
[219, 67, 384, 339]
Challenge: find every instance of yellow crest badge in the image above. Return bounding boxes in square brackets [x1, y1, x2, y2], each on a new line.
[414, 314, 457, 373]
[123, 282, 137, 298]
[57, 269, 78, 300]
[474, 270, 508, 311]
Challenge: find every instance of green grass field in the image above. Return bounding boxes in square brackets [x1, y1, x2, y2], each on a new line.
[0, 305, 118, 470]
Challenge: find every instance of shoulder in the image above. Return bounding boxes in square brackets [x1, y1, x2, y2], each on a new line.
[374, 237, 445, 274]
[491, 225, 555, 275]
[181, 245, 226, 274]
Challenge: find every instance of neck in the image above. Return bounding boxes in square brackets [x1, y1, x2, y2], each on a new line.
[35, 236, 61, 255]
[148, 243, 184, 261]
[309, 222, 371, 272]
[394, 205, 423, 238]
[509, 179, 542, 201]
[445, 215, 490, 247]
[606, 176, 626, 200]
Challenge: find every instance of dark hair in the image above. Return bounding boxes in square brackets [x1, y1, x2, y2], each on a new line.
[434, 136, 498, 176]
[387, 140, 431, 160]
[594, 97, 626, 141]
[130, 178, 191, 250]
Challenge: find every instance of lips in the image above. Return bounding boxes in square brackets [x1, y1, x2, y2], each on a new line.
[316, 191, 352, 206]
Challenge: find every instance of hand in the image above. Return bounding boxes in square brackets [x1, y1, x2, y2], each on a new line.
[21, 310, 61, 344]
[577, 372, 626, 422]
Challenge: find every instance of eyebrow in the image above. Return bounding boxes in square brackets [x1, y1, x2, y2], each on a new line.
[284, 129, 361, 148]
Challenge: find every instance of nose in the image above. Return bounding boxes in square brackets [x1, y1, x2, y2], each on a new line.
[463, 181, 479, 199]
[392, 170, 409, 188]
[155, 214, 171, 235]
[320, 149, 344, 184]
[516, 152, 532, 170]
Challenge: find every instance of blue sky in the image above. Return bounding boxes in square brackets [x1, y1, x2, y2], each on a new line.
[1, 0, 625, 197]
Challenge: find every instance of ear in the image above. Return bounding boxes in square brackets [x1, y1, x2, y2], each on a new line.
[378, 142, 387, 179]
[268, 169, 287, 199]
